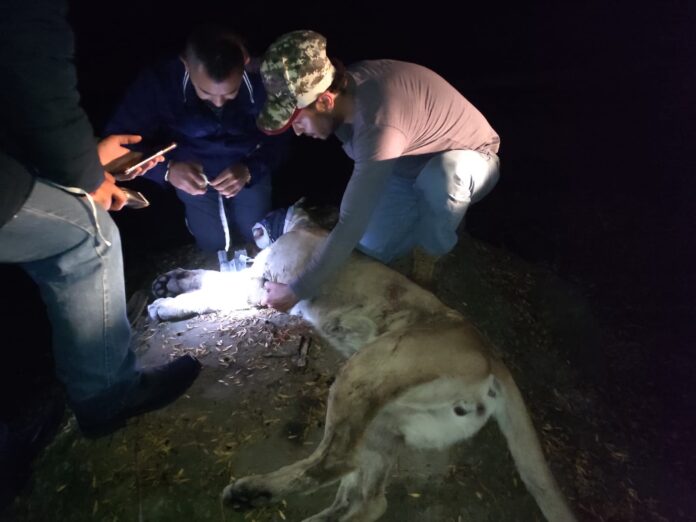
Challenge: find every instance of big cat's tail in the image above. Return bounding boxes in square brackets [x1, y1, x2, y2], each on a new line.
[492, 364, 577, 522]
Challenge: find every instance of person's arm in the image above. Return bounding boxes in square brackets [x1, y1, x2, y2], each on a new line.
[289, 157, 397, 299]
[0, 0, 104, 192]
[261, 158, 395, 311]
[287, 122, 409, 299]
[260, 124, 407, 311]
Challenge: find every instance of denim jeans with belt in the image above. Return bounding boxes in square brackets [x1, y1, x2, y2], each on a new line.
[0, 179, 138, 421]
[357, 149, 500, 263]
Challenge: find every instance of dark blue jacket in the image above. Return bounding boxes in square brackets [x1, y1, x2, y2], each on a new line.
[104, 58, 287, 187]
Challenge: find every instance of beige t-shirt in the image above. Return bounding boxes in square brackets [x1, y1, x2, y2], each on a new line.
[291, 60, 500, 298]
[340, 60, 499, 162]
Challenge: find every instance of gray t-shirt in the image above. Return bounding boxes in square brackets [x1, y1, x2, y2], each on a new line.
[290, 60, 500, 298]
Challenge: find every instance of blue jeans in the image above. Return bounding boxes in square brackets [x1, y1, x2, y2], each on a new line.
[176, 176, 272, 252]
[0, 180, 138, 419]
[357, 150, 500, 263]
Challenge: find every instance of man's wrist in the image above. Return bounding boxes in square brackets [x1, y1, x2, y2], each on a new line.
[236, 163, 252, 186]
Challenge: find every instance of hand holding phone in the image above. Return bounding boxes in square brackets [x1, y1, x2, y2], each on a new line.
[104, 142, 177, 181]
[122, 142, 177, 177]
[121, 187, 150, 209]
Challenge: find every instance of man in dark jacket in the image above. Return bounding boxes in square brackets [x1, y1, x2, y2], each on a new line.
[0, 0, 201, 455]
[105, 25, 288, 260]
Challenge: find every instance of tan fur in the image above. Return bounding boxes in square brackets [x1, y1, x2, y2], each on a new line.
[149, 227, 576, 521]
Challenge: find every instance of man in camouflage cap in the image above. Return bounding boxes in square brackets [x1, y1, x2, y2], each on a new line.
[257, 30, 501, 311]
[257, 30, 336, 134]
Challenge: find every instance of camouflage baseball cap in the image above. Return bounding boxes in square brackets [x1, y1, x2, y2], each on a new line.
[257, 30, 336, 134]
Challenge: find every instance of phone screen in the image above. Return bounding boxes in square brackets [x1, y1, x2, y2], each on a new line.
[122, 142, 177, 175]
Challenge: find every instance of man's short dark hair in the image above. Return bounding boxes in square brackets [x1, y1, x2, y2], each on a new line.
[327, 58, 348, 95]
[185, 24, 246, 82]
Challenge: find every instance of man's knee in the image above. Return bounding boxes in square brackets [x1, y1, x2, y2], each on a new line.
[415, 149, 499, 206]
[469, 151, 500, 203]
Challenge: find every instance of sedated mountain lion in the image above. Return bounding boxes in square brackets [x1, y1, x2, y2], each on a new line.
[148, 220, 576, 522]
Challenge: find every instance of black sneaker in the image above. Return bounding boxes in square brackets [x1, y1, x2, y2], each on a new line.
[78, 354, 202, 439]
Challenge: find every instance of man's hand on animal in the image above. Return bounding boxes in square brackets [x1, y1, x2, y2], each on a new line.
[166, 161, 208, 195]
[261, 281, 299, 312]
[210, 163, 251, 198]
[98, 134, 163, 180]
[90, 172, 128, 211]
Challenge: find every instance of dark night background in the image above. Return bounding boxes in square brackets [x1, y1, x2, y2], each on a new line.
[1, 0, 694, 517]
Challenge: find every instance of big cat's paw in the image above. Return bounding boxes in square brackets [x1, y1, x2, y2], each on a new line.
[151, 268, 207, 298]
[147, 297, 174, 321]
[147, 297, 197, 322]
[222, 479, 274, 511]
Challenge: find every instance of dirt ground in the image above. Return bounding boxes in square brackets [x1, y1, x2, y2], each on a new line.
[0, 233, 688, 522]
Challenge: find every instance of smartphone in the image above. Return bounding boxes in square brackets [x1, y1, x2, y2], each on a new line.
[122, 142, 177, 176]
[121, 187, 150, 209]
